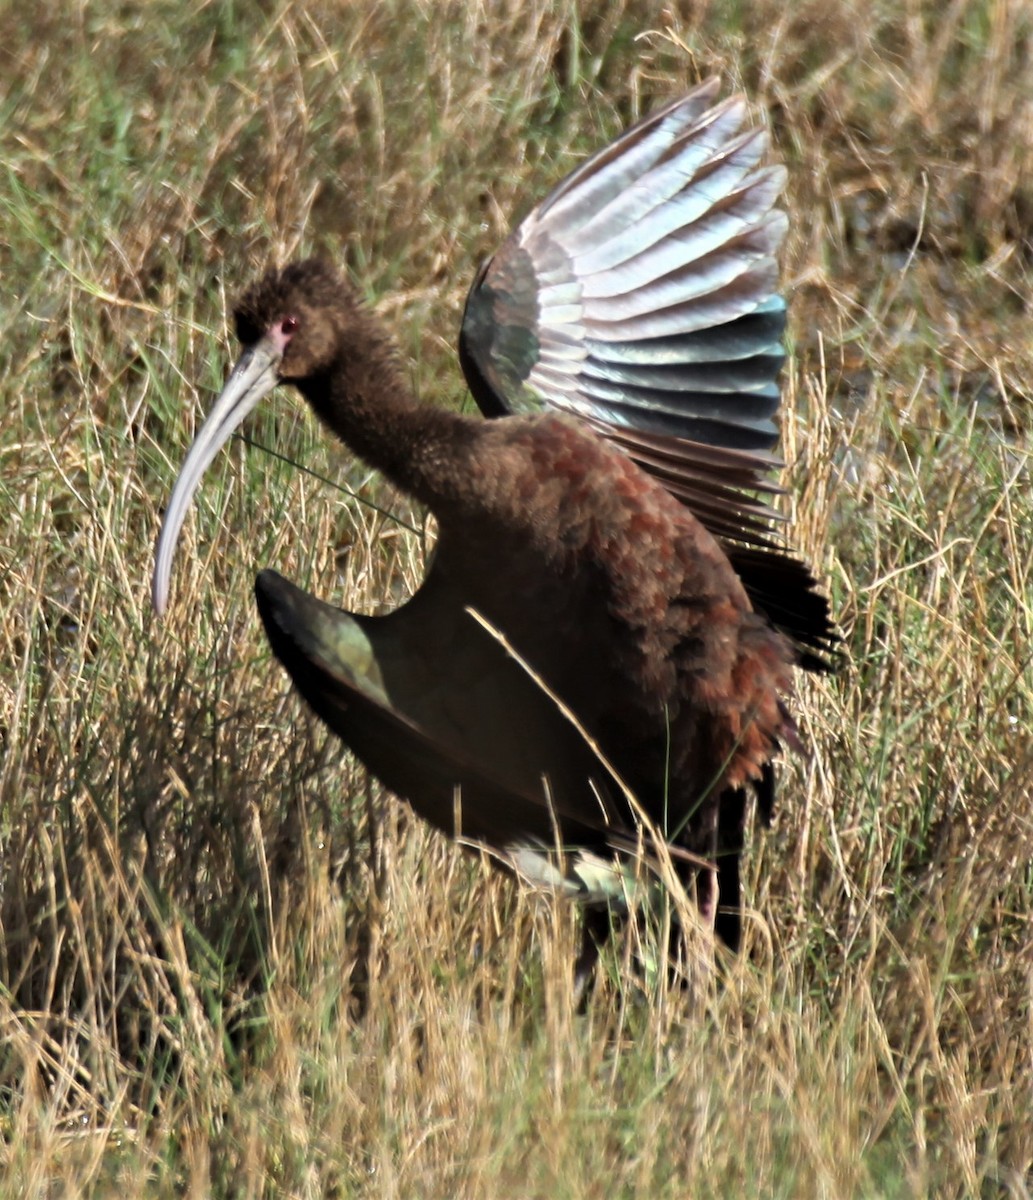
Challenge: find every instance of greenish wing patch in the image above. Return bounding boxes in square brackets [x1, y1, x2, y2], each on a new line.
[462, 246, 543, 414]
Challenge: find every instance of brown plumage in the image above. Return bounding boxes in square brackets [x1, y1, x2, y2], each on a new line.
[153, 81, 837, 986]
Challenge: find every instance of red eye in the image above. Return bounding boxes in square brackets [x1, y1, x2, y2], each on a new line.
[281, 315, 299, 334]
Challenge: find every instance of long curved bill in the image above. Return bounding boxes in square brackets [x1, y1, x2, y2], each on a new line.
[152, 337, 283, 615]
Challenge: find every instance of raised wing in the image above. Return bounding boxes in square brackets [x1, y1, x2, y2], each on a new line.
[460, 80, 837, 664]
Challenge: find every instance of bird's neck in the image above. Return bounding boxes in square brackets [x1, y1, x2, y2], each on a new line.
[299, 332, 476, 511]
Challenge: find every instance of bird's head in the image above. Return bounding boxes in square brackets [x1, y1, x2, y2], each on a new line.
[151, 257, 357, 615]
[233, 258, 358, 383]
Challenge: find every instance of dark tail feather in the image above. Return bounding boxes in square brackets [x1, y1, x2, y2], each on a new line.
[726, 545, 840, 672]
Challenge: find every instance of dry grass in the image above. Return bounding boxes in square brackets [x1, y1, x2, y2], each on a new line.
[1, 0, 1032, 1195]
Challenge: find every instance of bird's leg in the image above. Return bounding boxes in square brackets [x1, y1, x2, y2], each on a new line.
[666, 804, 721, 982]
[693, 866, 720, 933]
[713, 787, 747, 953]
[573, 905, 613, 1008]
[673, 802, 721, 935]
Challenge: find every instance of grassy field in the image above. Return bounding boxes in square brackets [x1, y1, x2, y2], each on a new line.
[2, 0, 1032, 1195]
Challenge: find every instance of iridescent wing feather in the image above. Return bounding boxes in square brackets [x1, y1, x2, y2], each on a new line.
[460, 80, 836, 663]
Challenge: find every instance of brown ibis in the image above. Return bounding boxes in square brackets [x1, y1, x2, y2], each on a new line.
[152, 79, 837, 985]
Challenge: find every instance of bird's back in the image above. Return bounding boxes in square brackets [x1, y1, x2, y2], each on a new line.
[427, 410, 797, 842]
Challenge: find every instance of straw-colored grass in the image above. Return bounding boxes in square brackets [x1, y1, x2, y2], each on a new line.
[2, 1, 1031, 1195]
